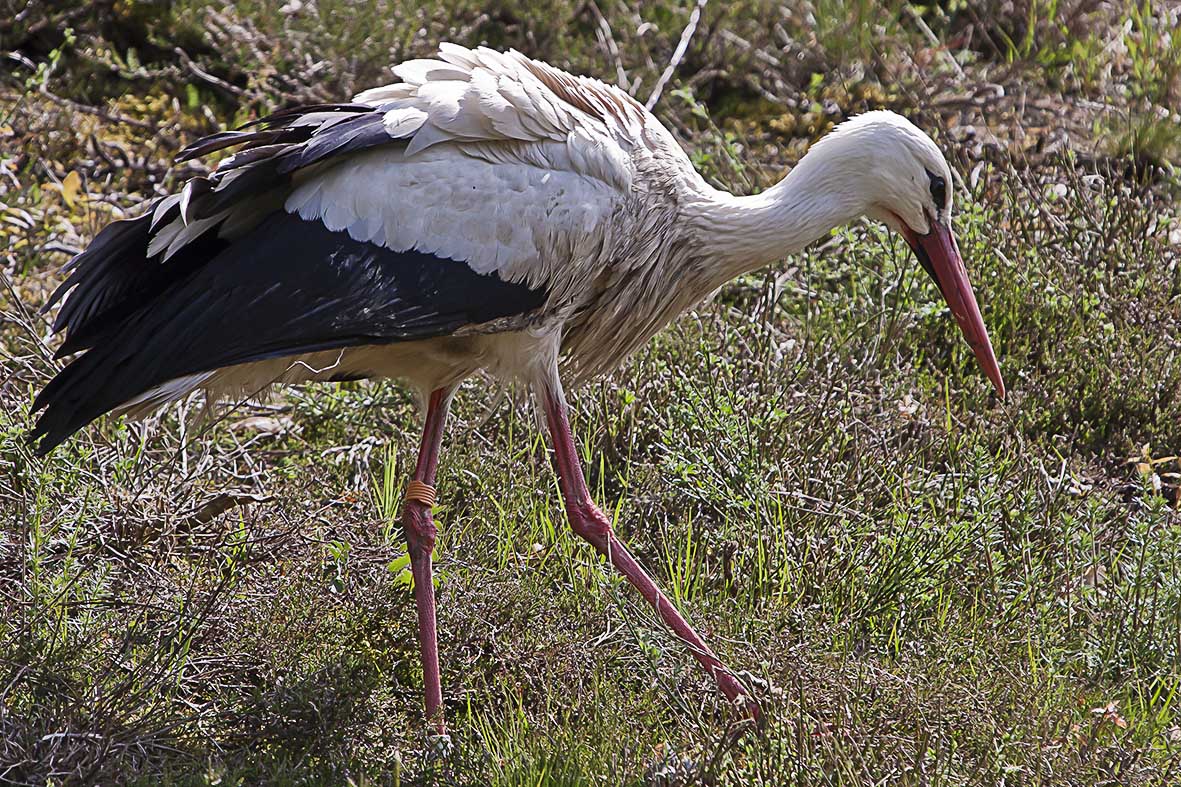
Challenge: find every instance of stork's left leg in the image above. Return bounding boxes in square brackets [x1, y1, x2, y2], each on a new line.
[539, 381, 760, 721]
[402, 386, 453, 736]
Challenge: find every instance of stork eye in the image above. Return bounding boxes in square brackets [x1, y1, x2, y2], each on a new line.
[927, 171, 947, 209]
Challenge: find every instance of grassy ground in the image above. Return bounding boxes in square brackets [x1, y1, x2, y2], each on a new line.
[2, 1, 1180, 784]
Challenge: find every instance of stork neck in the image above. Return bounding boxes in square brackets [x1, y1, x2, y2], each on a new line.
[685, 153, 865, 285]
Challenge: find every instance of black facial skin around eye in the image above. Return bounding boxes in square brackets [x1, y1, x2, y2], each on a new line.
[927, 170, 947, 210]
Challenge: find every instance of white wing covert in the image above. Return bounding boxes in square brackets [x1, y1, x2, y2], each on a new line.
[152, 43, 653, 297]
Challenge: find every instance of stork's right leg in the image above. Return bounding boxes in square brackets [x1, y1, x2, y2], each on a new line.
[402, 387, 453, 736]
[538, 380, 760, 721]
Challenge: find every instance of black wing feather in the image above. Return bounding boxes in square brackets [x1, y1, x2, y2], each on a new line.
[275, 112, 391, 174]
[31, 212, 547, 454]
[48, 105, 398, 347]
[173, 129, 295, 163]
[49, 210, 230, 358]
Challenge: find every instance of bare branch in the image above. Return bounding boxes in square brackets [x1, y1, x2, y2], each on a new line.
[646, 0, 707, 111]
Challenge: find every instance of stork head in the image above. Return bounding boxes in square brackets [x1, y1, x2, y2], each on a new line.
[813, 111, 1006, 398]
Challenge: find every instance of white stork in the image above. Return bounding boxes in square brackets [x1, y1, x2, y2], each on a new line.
[32, 43, 1005, 732]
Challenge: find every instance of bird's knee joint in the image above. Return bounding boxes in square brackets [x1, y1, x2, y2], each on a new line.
[404, 502, 437, 554]
[567, 501, 612, 542]
[403, 479, 439, 552]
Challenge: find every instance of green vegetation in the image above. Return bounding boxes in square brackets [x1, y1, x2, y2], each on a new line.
[2, 1, 1179, 784]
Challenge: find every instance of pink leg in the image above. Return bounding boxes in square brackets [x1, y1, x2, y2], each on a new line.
[540, 385, 760, 721]
[402, 387, 451, 735]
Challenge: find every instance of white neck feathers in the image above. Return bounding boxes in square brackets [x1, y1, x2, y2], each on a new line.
[683, 144, 871, 285]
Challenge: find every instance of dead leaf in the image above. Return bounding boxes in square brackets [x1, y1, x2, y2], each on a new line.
[1078, 563, 1106, 589]
[61, 171, 82, 209]
[1090, 701, 1128, 730]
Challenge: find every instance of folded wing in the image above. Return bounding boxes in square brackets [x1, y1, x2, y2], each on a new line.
[31, 212, 546, 453]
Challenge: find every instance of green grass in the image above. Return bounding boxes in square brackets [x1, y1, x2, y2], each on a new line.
[2, 1, 1181, 784]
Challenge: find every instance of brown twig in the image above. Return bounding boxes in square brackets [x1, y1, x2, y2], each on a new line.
[174, 46, 246, 98]
[904, 5, 966, 81]
[37, 88, 155, 131]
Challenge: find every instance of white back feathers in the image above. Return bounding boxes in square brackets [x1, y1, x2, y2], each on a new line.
[354, 44, 645, 187]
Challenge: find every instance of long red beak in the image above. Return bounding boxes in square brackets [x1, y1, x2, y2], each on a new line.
[902, 219, 1006, 398]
